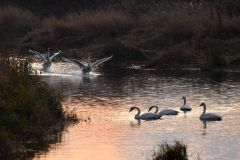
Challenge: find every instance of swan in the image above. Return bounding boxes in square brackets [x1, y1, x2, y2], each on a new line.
[148, 105, 178, 116]
[199, 102, 222, 121]
[62, 55, 112, 74]
[129, 107, 161, 120]
[29, 49, 61, 72]
[180, 96, 192, 112]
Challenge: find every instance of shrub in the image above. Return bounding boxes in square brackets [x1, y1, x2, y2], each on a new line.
[0, 55, 78, 158]
[151, 141, 188, 160]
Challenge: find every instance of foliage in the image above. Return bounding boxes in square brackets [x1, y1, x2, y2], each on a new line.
[0, 55, 78, 159]
[0, 1, 240, 69]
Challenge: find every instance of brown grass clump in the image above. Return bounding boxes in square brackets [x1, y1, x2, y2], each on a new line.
[151, 141, 188, 160]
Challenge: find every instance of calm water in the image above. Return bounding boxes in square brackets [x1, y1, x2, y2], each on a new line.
[33, 63, 240, 160]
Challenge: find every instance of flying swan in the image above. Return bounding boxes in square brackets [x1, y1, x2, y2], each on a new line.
[148, 105, 179, 116]
[62, 55, 113, 74]
[199, 102, 222, 121]
[180, 96, 192, 112]
[29, 49, 61, 71]
[129, 106, 161, 120]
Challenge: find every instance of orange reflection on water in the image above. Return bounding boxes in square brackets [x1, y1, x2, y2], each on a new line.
[34, 70, 240, 160]
[35, 103, 128, 160]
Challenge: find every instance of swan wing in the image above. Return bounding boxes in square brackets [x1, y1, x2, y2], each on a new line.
[180, 105, 192, 111]
[50, 50, 61, 60]
[140, 113, 161, 120]
[159, 109, 178, 116]
[91, 55, 113, 69]
[29, 49, 46, 61]
[201, 113, 222, 121]
[62, 57, 86, 68]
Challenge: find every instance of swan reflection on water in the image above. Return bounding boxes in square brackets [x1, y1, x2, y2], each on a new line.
[130, 119, 141, 127]
[37, 70, 99, 92]
[201, 120, 217, 136]
[202, 120, 207, 129]
[201, 120, 207, 136]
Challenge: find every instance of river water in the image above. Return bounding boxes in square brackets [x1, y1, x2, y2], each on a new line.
[33, 63, 240, 160]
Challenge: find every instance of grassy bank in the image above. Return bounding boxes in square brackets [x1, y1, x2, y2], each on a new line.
[0, 55, 77, 159]
[0, 1, 240, 70]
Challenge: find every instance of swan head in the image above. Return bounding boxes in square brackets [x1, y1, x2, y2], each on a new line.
[129, 107, 136, 113]
[182, 96, 186, 100]
[148, 106, 157, 112]
[200, 102, 206, 107]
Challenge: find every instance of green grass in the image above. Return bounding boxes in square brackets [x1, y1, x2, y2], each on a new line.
[0, 55, 78, 159]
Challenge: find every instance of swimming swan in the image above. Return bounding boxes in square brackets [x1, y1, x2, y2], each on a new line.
[129, 107, 161, 120]
[29, 49, 61, 71]
[180, 96, 192, 112]
[148, 105, 178, 116]
[62, 55, 113, 73]
[199, 103, 222, 121]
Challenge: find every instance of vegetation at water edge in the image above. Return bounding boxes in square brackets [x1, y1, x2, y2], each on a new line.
[0, 55, 78, 159]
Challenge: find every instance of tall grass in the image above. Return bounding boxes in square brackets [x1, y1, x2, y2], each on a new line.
[24, 10, 135, 48]
[0, 6, 35, 44]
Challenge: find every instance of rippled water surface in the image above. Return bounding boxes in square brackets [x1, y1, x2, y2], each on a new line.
[33, 63, 240, 160]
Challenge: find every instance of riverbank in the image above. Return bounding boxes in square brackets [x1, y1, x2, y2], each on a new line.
[0, 56, 78, 159]
[0, 1, 240, 70]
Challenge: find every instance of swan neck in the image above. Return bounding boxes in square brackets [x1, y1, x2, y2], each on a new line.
[47, 54, 51, 61]
[183, 98, 186, 105]
[202, 104, 206, 115]
[154, 106, 158, 113]
[134, 107, 141, 119]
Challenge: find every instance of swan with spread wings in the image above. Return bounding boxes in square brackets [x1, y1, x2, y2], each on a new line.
[29, 49, 61, 72]
[62, 55, 113, 74]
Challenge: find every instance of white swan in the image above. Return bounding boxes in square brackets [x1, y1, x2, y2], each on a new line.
[180, 96, 192, 112]
[199, 103, 222, 121]
[129, 107, 161, 120]
[62, 55, 112, 74]
[148, 105, 178, 116]
[29, 49, 61, 71]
